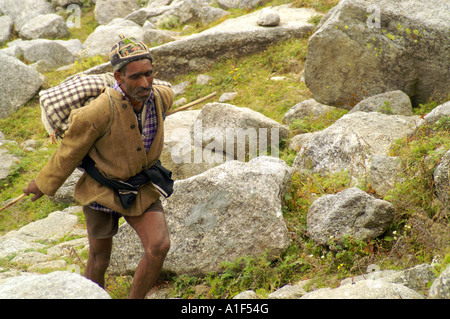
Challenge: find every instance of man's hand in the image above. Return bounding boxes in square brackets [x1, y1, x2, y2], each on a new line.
[23, 180, 44, 202]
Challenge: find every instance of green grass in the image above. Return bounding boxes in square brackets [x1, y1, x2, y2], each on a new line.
[0, 116, 68, 234]
[290, 0, 340, 12]
[170, 36, 312, 123]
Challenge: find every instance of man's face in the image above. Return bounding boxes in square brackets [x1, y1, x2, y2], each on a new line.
[115, 59, 154, 106]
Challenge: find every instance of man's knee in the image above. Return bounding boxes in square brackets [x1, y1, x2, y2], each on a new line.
[88, 237, 113, 270]
[89, 250, 111, 271]
[146, 235, 170, 259]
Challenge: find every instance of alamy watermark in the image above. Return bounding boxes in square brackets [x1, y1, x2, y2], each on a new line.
[66, 4, 81, 28]
[366, 4, 381, 29]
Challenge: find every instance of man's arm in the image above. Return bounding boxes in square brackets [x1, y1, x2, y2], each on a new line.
[23, 94, 112, 200]
[154, 84, 174, 114]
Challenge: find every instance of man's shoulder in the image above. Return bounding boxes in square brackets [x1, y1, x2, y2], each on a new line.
[71, 88, 115, 125]
[153, 82, 174, 108]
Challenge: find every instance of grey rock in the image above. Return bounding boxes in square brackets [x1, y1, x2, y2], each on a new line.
[0, 270, 33, 286]
[257, 8, 280, 27]
[0, 52, 45, 119]
[0, 0, 54, 30]
[196, 74, 213, 85]
[50, 169, 84, 204]
[54, 39, 84, 56]
[282, 99, 341, 125]
[0, 237, 45, 259]
[82, 22, 144, 57]
[148, 5, 316, 80]
[217, 0, 270, 10]
[288, 132, 314, 152]
[94, 0, 141, 25]
[0, 16, 13, 43]
[200, 5, 229, 25]
[17, 210, 79, 242]
[433, 150, 450, 208]
[73, 4, 316, 79]
[144, 28, 180, 45]
[51, 0, 83, 7]
[192, 102, 289, 161]
[418, 101, 450, 127]
[429, 264, 450, 299]
[16, 39, 76, 69]
[218, 92, 238, 103]
[0, 149, 19, 181]
[0, 271, 111, 299]
[304, 0, 450, 109]
[28, 260, 68, 272]
[233, 290, 259, 299]
[110, 156, 292, 275]
[160, 110, 230, 180]
[301, 280, 424, 299]
[125, 0, 203, 27]
[21, 139, 41, 152]
[46, 237, 89, 258]
[268, 283, 306, 299]
[293, 111, 420, 180]
[162, 157, 292, 275]
[307, 187, 395, 245]
[172, 81, 190, 95]
[349, 90, 413, 116]
[19, 14, 70, 40]
[341, 263, 435, 293]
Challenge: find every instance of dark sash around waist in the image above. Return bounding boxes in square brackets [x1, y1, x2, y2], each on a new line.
[80, 155, 174, 209]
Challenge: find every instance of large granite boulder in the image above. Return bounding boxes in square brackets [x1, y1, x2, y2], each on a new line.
[304, 0, 450, 109]
[109, 156, 292, 275]
[0, 52, 45, 118]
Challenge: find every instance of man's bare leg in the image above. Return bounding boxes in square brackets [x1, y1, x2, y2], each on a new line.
[84, 237, 113, 288]
[124, 210, 170, 299]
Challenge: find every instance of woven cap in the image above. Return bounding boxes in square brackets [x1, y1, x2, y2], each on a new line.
[109, 34, 153, 71]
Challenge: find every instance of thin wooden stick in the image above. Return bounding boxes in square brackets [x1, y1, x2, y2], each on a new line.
[166, 92, 217, 116]
[0, 193, 28, 212]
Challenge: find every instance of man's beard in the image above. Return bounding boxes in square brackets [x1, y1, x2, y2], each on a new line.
[130, 85, 152, 102]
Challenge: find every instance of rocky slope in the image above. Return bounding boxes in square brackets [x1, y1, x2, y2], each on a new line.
[0, 0, 448, 299]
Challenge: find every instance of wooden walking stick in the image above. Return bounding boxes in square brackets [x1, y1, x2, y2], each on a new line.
[166, 92, 217, 116]
[0, 193, 29, 212]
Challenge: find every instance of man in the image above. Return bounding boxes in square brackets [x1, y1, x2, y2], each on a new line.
[23, 36, 174, 299]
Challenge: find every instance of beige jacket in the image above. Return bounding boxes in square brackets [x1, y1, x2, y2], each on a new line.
[35, 85, 174, 216]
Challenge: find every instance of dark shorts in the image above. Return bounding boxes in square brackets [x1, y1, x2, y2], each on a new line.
[83, 199, 164, 239]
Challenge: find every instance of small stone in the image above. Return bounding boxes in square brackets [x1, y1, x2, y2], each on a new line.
[257, 9, 280, 27]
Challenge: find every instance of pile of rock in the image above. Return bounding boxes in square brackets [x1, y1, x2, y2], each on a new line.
[233, 263, 450, 299]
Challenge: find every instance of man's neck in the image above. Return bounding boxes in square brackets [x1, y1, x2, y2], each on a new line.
[129, 98, 144, 113]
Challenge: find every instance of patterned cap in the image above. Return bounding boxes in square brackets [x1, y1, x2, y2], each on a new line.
[109, 34, 153, 71]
